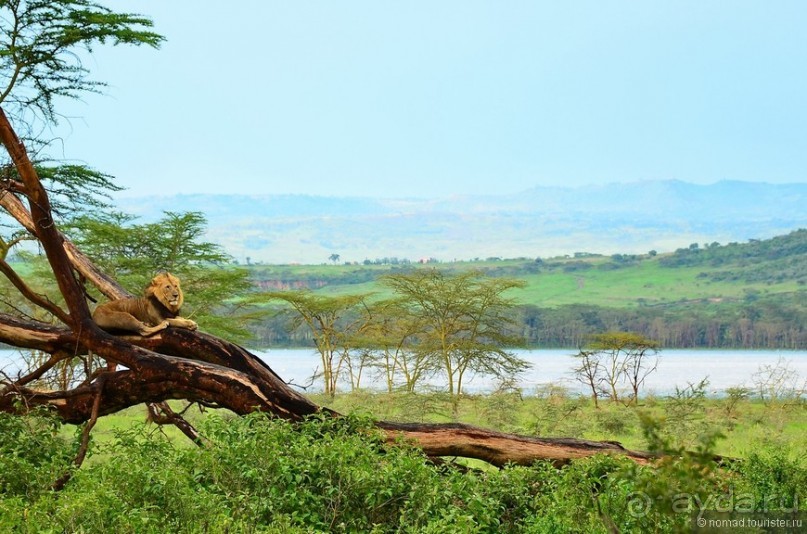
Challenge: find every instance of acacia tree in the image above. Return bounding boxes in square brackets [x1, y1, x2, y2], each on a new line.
[576, 332, 661, 405]
[264, 291, 370, 397]
[0, 0, 658, 474]
[380, 270, 530, 398]
[571, 349, 604, 408]
[356, 297, 430, 392]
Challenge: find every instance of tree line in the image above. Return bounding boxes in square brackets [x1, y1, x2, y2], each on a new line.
[251, 295, 806, 350]
[516, 296, 806, 349]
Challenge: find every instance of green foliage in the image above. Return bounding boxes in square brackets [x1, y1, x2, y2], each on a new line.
[1, 162, 122, 223]
[594, 404, 633, 435]
[67, 211, 232, 282]
[730, 448, 807, 511]
[660, 229, 807, 274]
[190, 413, 445, 531]
[379, 269, 529, 396]
[0, 0, 163, 125]
[479, 388, 524, 432]
[527, 385, 589, 438]
[0, 399, 805, 533]
[660, 378, 712, 449]
[610, 414, 728, 530]
[66, 210, 254, 341]
[0, 408, 76, 499]
[37, 424, 233, 533]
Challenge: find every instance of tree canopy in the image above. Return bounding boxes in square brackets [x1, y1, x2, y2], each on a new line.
[573, 331, 660, 405]
[0, 0, 162, 125]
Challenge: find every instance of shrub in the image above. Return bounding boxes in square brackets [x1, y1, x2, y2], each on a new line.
[731, 447, 807, 512]
[2, 404, 800, 533]
[0, 408, 76, 499]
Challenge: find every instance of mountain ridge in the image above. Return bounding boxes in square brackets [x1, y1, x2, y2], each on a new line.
[115, 180, 807, 264]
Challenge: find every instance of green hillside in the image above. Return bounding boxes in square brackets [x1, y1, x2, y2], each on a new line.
[249, 229, 806, 307]
[248, 229, 807, 349]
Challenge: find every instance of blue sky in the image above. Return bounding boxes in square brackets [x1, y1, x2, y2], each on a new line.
[54, 1, 807, 198]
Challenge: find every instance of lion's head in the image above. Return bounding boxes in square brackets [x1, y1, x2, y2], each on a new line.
[145, 272, 184, 314]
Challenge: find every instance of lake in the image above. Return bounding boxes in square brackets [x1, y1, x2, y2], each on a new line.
[2, 348, 805, 397]
[247, 348, 807, 396]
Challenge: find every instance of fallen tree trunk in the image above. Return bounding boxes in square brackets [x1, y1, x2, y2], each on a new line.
[0, 106, 657, 468]
[0, 318, 656, 465]
[378, 422, 655, 466]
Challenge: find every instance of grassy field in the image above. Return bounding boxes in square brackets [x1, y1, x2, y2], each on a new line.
[315, 391, 806, 460]
[249, 240, 805, 310]
[85, 388, 806, 466]
[516, 260, 736, 307]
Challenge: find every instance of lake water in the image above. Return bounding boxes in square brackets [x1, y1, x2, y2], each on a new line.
[256, 348, 807, 396]
[2, 348, 805, 397]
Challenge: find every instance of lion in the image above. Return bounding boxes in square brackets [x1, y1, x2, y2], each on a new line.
[92, 272, 198, 337]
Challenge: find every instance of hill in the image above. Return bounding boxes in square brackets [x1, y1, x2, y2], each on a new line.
[116, 180, 807, 265]
[247, 230, 807, 349]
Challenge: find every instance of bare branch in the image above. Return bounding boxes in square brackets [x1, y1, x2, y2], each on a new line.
[1, 349, 72, 389]
[147, 401, 205, 445]
[52, 374, 107, 491]
[0, 257, 70, 323]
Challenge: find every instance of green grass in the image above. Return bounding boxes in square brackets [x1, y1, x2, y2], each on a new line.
[308, 390, 806, 462]
[248, 250, 805, 310]
[68, 403, 207, 459]
[57, 391, 807, 466]
[514, 259, 785, 308]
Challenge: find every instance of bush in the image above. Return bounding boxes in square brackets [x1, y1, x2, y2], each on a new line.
[0, 408, 76, 499]
[1, 406, 802, 533]
[731, 448, 807, 512]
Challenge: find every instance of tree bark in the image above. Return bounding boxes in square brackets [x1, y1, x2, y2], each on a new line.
[0, 315, 655, 466]
[0, 107, 657, 468]
[378, 422, 655, 466]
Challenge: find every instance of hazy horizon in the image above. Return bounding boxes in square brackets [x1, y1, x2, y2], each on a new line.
[115, 180, 806, 265]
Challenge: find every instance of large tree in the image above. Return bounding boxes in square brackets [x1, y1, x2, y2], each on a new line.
[0, 0, 657, 474]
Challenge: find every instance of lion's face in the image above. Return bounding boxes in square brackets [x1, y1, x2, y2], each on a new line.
[146, 272, 184, 314]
